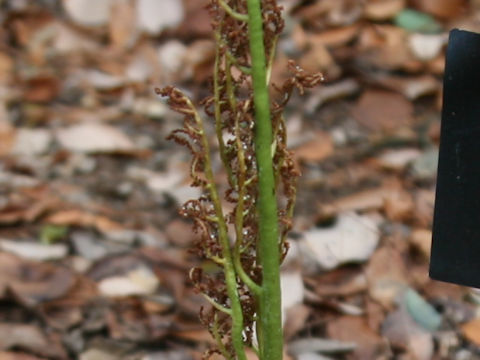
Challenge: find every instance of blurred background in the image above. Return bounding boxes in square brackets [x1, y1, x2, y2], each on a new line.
[0, 0, 478, 359]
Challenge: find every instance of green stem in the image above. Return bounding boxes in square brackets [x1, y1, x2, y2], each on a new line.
[245, 1, 283, 360]
[188, 101, 247, 360]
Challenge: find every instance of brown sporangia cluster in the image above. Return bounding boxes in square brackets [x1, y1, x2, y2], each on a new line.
[156, 0, 323, 357]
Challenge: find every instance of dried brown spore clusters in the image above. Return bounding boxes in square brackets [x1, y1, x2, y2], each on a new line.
[156, 0, 323, 357]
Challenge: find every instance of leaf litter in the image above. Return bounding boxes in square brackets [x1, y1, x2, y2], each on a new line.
[0, 0, 474, 358]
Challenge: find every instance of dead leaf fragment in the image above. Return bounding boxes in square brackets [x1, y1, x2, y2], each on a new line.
[327, 316, 388, 360]
[352, 90, 413, 132]
[56, 123, 135, 154]
[98, 266, 159, 297]
[0, 252, 75, 306]
[46, 209, 123, 233]
[109, 0, 138, 50]
[63, 0, 114, 27]
[293, 131, 334, 163]
[300, 212, 380, 270]
[0, 240, 68, 261]
[136, 0, 184, 35]
[409, 229, 432, 259]
[412, 0, 466, 18]
[0, 352, 46, 360]
[366, 246, 409, 308]
[0, 323, 66, 358]
[382, 306, 434, 360]
[365, 0, 405, 20]
[461, 318, 480, 346]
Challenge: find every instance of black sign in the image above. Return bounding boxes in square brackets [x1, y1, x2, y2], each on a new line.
[430, 29, 480, 288]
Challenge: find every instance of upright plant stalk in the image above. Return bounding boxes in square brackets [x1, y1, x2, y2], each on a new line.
[158, 1, 323, 359]
[245, 0, 282, 359]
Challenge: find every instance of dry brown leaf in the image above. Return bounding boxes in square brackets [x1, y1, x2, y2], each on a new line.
[357, 25, 420, 72]
[305, 267, 368, 297]
[409, 229, 432, 259]
[23, 76, 60, 103]
[365, 0, 405, 20]
[0, 323, 68, 358]
[46, 209, 123, 233]
[412, 0, 466, 18]
[327, 316, 388, 360]
[0, 53, 13, 81]
[310, 24, 361, 48]
[383, 188, 414, 221]
[413, 189, 435, 227]
[177, 0, 212, 37]
[373, 74, 439, 100]
[299, 43, 341, 80]
[292, 131, 334, 163]
[0, 352, 46, 360]
[284, 304, 311, 340]
[365, 246, 409, 308]
[382, 307, 434, 360]
[0, 252, 76, 307]
[462, 318, 480, 346]
[109, 0, 137, 50]
[352, 90, 413, 132]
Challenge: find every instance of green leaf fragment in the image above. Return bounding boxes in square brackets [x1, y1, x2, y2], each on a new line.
[394, 9, 442, 34]
[404, 288, 442, 332]
[40, 225, 68, 244]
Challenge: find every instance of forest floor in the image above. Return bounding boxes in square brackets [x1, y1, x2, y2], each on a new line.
[0, 0, 479, 359]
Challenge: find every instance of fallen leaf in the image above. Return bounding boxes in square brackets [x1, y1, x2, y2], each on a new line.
[0, 240, 68, 261]
[0, 352, 46, 360]
[412, 0, 466, 19]
[306, 267, 368, 297]
[394, 8, 442, 33]
[85, 70, 125, 91]
[326, 316, 388, 360]
[136, 0, 184, 35]
[383, 187, 414, 221]
[284, 304, 311, 340]
[374, 74, 440, 99]
[461, 318, 480, 346]
[300, 212, 380, 270]
[365, 246, 409, 308]
[364, 0, 405, 20]
[304, 79, 360, 114]
[79, 348, 117, 360]
[23, 76, 60, 103]
[11, 128, 52, 156]
[0, 323, 66, 358]
[63, 0, 114, 27]
[0, 252, 75, 306]
[46, 209, 123, 233]
[98, 266, 159, 297]
[375, 148, 421, 170]
[404, 288, 442, 331]
[352, 90, 413, 132]
[381, 305, 434, 360]
[56, 123, 135, 154]
[292, 131, 334, 163]
[310, 25, 360, 48]
[410, 147, 439, 181]
[356, 25, 420, 72]
[409, 33, 446, 61]
[287, 338, 356, 357]
[409, 228, 432, 259]
[281, 271, 304, 323]
[109, 0, 138, 50]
